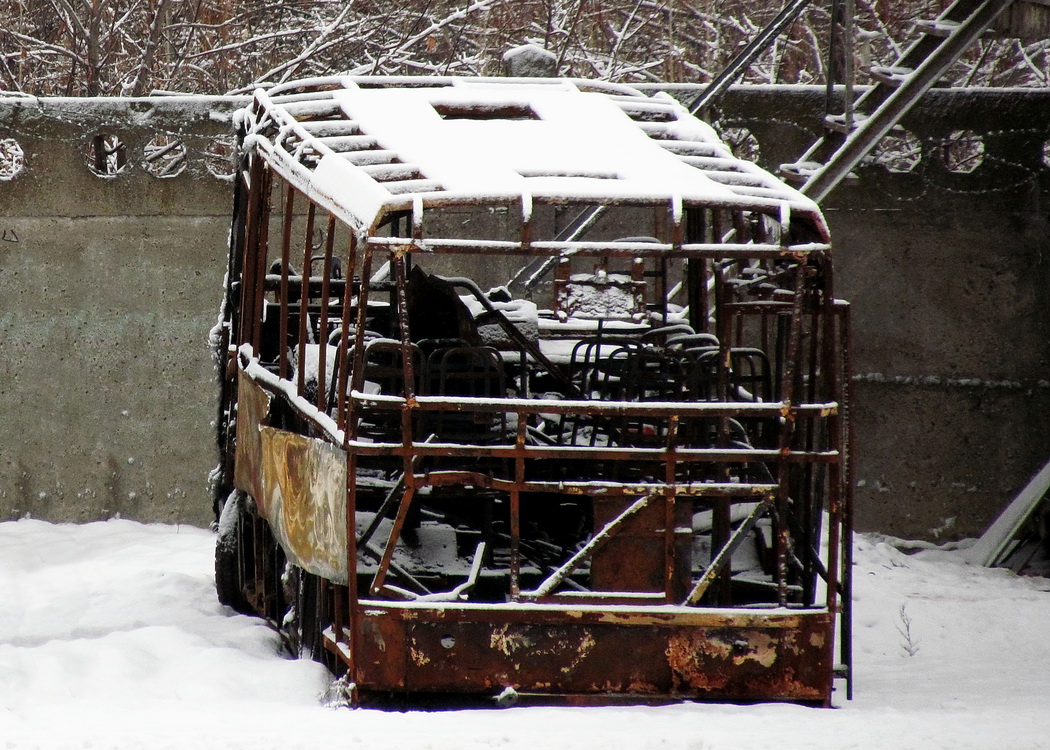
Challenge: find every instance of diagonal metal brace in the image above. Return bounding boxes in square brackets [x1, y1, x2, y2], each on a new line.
[520, 493, 657, 600]
[683, 495, 775, 605]
[689, 0, 816, 116]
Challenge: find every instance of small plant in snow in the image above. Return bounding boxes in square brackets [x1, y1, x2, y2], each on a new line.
[322, 674, 356, 709]
[897, 603, 920, 657]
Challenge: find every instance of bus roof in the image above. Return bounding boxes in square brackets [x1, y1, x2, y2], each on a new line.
[240, 76, 823, 234]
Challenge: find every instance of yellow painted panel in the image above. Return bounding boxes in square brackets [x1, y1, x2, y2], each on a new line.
[234, 371, 271, 508]
[260, 427, 349, 583]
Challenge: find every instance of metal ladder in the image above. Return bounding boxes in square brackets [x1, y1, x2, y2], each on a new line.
[781, 0, 1016, 202]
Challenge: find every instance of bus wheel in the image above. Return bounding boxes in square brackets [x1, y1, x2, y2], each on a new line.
[215, 489, 251, 613]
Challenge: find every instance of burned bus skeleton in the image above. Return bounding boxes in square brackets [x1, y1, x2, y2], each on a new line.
[212, 76, 853, 705]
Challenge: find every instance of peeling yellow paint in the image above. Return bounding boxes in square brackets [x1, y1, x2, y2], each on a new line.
[732, 632, 777, 668]
[490, 624, 534, 656]
[559, 630, 596, 674]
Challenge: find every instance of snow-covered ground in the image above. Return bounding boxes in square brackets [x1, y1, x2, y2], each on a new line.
[1, 519, 1047, 749]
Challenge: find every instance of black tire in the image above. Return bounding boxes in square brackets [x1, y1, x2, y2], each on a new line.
[215, 489, 253, 613]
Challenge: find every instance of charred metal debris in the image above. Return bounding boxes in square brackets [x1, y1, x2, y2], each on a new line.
[212, 75, 853, 706]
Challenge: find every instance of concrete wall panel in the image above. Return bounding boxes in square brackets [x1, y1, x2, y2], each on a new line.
[1, 97, 240, 526]
[1, 88, 1048, 539]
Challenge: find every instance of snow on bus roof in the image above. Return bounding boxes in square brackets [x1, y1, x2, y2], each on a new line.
[245, 76, 821, 233]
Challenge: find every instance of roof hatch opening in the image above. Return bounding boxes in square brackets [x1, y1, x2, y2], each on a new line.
[433, 102, 539, 121]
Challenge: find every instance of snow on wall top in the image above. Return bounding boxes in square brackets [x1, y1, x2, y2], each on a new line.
[243, 76, 822, 234]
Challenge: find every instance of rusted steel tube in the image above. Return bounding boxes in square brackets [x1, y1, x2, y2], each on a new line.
[297, 203, 316, 398]
[415, 473, 779, 497]
[684, 496, 774, 604]
[365, 234, 830, 261]
[279, 182, 294, 380]
[369, 484, 419, 596]
[343, 243, 374, 703]
[348, 441, 838, 464]
[335, 232, 357, 430]
[773, 262, 808, 607]
[316, 214, 336, 413]
[349, 392, 839, 418]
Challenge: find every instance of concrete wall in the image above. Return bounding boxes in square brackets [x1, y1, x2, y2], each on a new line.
[715, 86, 1050, 540]
[1, 87, 1048, 538]
[0, 97, 242, 525]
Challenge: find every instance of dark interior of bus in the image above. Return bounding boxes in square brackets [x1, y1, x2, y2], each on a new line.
[231, 200, 838, 611]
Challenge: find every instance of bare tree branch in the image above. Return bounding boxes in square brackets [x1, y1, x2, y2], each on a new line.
[0, 0, 1043, 96]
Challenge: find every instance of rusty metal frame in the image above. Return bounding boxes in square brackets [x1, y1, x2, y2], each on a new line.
[216, 76, 853, 707]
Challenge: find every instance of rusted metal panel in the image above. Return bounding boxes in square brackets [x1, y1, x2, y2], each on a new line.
[348, 604, 832, 702]
[259, 427, 349, 584]
[590, 496, 692, 595]
[233, 370, 350, 582]
[233, 369, 271, 504]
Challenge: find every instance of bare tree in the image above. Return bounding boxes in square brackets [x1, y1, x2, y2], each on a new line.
[0, 0, 1044, 96]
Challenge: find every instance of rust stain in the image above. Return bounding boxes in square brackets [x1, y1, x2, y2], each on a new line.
[666, 632, 728, 691]
[626, 678, 660, 694]
[666, 630, 781, 691]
